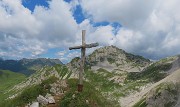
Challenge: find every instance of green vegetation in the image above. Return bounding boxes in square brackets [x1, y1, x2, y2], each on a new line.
[54, 64, 72, 79]
[0, 70, 26, 104]
[155, 83, 178, 97]
[70, 57, 80, 68]
[125, 53, 150, 66]
[158, 56, 177, 64]
[85, 68, 122, 92]
[0, 70, 26, 93]
[0, 64, 72, 106]
[133, 98, 147, 107]
[127, 62, 172, 82]
[164, 102, 176, 107]
[133, 82, 179, 107]
[155, 82, 179, 107]
[0, 58, 62, 75]
[107, 57, 115, 64]
[60, 68, 122, 107]
[0, 76, 58, 107]
[71, 57, 80, 63]
[59, 79, 115, 107]
[84, 68, 148, 102]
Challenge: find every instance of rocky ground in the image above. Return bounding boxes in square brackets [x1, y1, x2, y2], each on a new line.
[120, 56, 180, 107]
[1, 46, 179, 107]
[27, 80, 67, 107]
[68, 46, 151, 73]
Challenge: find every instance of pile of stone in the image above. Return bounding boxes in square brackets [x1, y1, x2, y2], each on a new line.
[28, 93, 55, 107]
[50, 80, 68, 95]
[37, 93, 55, 105]
[29, 102, 39, 107]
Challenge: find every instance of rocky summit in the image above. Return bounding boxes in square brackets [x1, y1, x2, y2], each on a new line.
[68, 45, 151, 73]
[0, 46, 180, 107]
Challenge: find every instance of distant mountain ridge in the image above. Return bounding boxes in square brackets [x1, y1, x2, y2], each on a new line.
[0, 58, 63, 75]
[0, 45, 180, 107]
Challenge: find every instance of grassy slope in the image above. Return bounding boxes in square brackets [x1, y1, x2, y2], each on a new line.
[126, 60, 173, 83]
[1, 65, 115, 107]
[59, 79, 116, 107]
[133, 82, 179, 107]
[0, 70, 26, 104]
[1, 57, 174, 107]
[0, 77, 58, 107]
[0, 64, 72, 106]
[86, 68, 149, 102]
[0, 70, 26, 92]
[133, 68, 180, 107]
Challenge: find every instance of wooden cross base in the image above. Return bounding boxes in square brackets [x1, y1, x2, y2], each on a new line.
[78, 84, 83, 92]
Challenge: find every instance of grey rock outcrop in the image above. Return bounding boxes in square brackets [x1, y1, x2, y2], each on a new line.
[67, 46, 151, 73]
[37, 95, 48, 105]
[50, 80, 67, 95]
[45, 93, 55, 104]
[30, 102, 39, 107]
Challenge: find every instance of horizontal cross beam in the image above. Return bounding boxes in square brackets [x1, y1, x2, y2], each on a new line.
[69, 43, 99, 50]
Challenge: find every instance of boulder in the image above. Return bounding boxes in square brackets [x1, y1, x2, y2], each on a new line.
[30, 102, 39, 107]
[45, 93, 52, 98]
[47, 96, 55, 104]
[61, 80, 67, 88]
[37, 95, 48, 105]
[45, 93, 55, 104]
[50, 87, 56, 94]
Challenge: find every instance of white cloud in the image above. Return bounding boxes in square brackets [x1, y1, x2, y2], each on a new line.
[80, 0, 156, 29]
[63, 50, 81, 63]
[0, 0, 180, 61]
[0, 0, 79, 59]
[0, 0, 41, 36]
[80, 0, 180, 59]
[87, 25, 116, 46]
[76, 19, 116, 46]
[33, 0, 78, 43]
[57, 51, 67, 56]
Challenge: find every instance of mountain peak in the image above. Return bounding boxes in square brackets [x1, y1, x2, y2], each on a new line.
[68, 45, 151, 72]
[93, 45, 125, 54]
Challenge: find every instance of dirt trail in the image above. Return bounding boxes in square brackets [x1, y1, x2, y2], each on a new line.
[119, 77, 165, 107]
[47, 94, 64, 107]
[120, 64, 180, 107]
[168, 56, 180, 74]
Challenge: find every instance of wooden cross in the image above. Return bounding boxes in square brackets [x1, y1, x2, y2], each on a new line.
[69, 30, 99, 92]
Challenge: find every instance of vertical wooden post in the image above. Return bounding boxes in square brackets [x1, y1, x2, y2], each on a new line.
[78, 30, 86, 92]
[69, 30, 98, 92]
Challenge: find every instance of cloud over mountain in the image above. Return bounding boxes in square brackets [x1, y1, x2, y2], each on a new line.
[80, 0, 180, 59]
[0, 0, 180, 62]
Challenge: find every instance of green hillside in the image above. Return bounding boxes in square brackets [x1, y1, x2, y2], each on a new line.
[0, 77, 114, 107]
[0, 70, 26, 103]
[0, 58, 63, 75]
[0, 64, 119, 107]
[0, 48, 179, 107]
[59, 78, 115, 107]
[0, 70, 26, 92]
[127, 56, 176, 83]
[0, 76, 58, 107]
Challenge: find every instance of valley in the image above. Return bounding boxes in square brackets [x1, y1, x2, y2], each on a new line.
[0, 46, 179, 107]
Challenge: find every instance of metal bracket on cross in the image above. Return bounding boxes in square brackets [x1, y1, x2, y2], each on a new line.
[69, 30, 99, 92]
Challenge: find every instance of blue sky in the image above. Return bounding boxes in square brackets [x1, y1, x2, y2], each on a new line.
[0, 0, 180, 63]
[21, 0, 120, 63]
[22, 0, 50, 11]
[20, 0, 107, 62]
